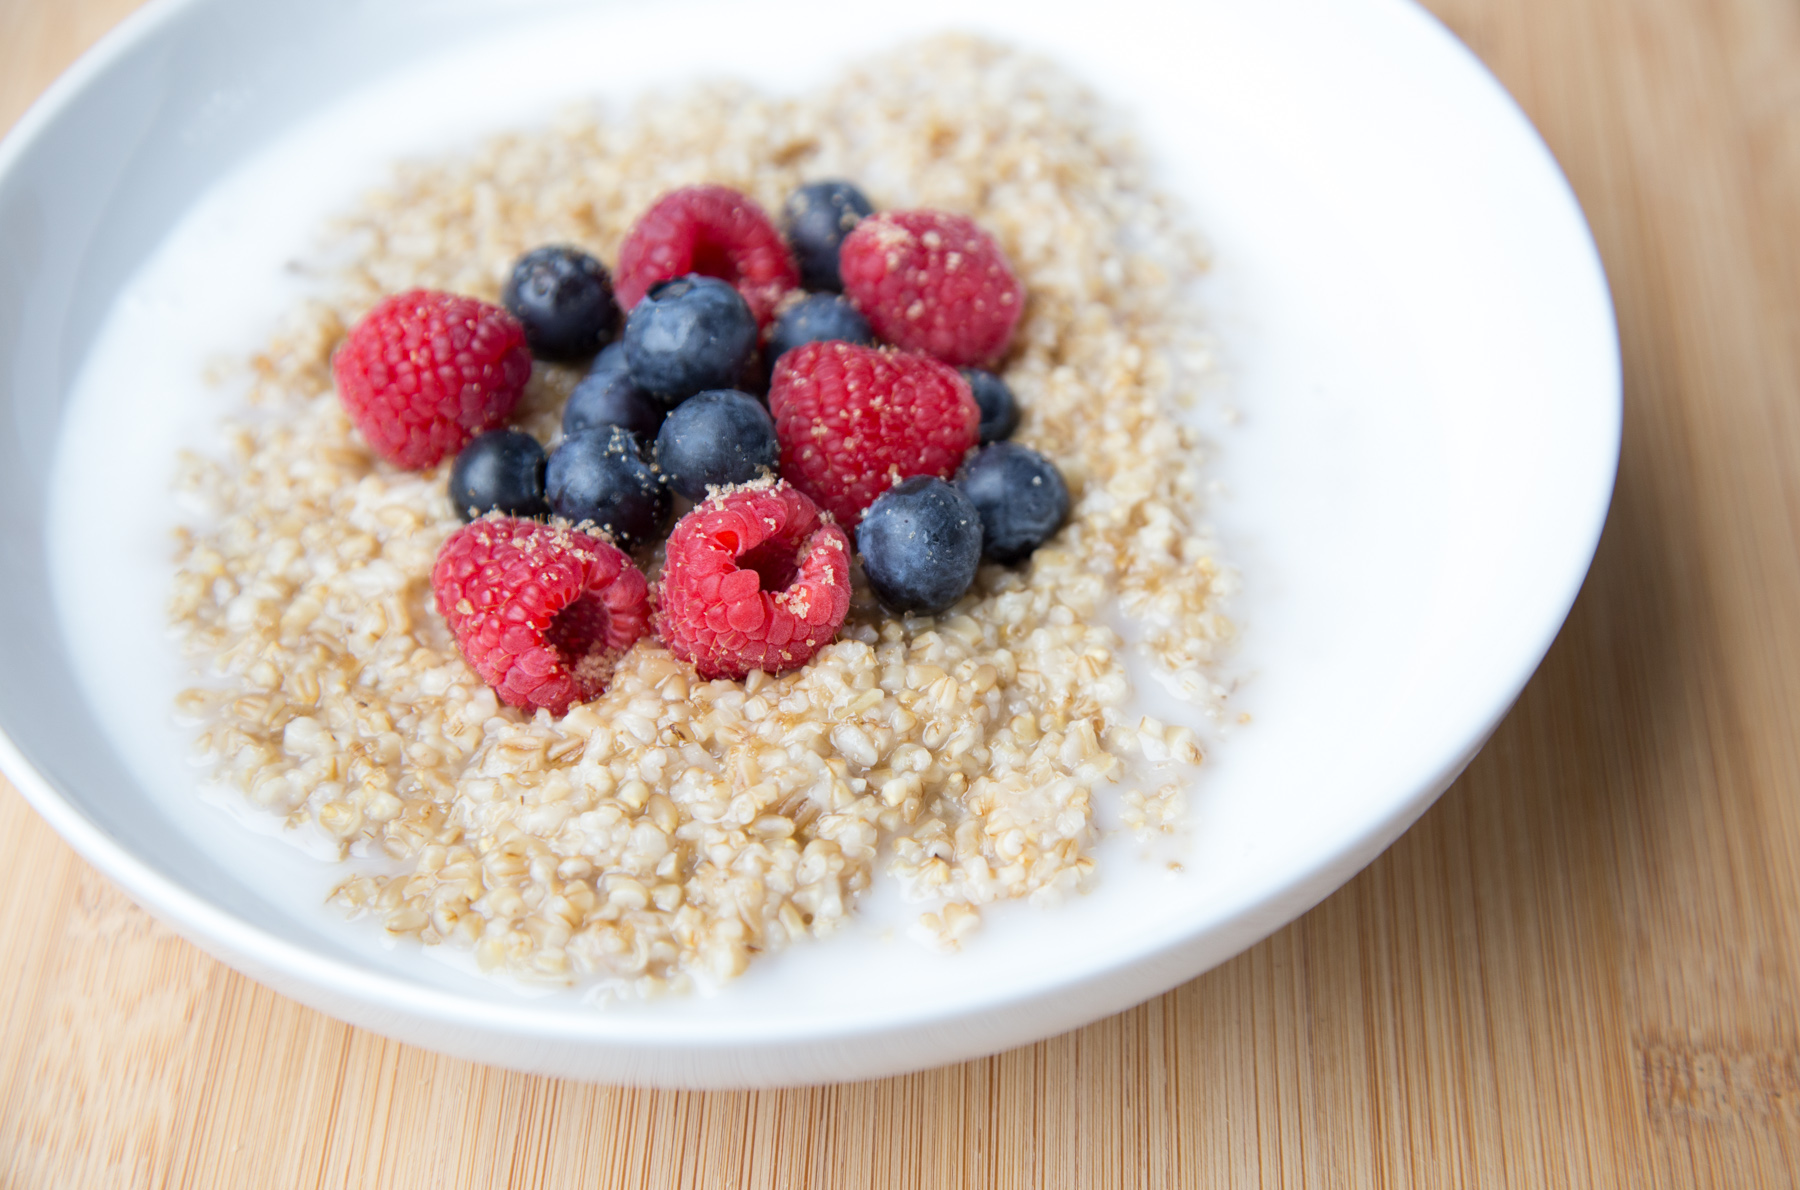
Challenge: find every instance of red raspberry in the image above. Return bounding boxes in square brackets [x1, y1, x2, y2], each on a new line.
[614, 185, 799, 327]
[431, 517, 650, 716]
[657, 481, 851, 681]
[333, 290, 532, 470]
[839, 210, 1024, 367]
[767, 341, 978, 527]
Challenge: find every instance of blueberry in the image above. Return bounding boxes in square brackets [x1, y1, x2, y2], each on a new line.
[960, 368, 1019, 444]
[782, 181, 874, 292]
[768, 294, 876, 363]
[654, 390, 780, 501]
[502, 245, 620, 361]
[448, 429, 548, 522]
[564, 342, 666, 439]
[855, 476, 983, 615]
[545, 426, 670, 548]
[622, 275, 758, 406]
[956, 442, 1069, 565]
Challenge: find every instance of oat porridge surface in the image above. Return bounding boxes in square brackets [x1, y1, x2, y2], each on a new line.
[169, 37, 1236, 997]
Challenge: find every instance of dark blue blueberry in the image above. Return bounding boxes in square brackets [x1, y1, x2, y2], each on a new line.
[654, 390, 780, 501]
[956, 442, 1069, 565]
[782, 181, 874, 292]
[768, 294, 876, 363]
[545, 426, 670, 549]
[961, 368, 1019, 444]
[502, 245, 620, 361]
[448, 429, 548, 522]
[622, 275, 758, 406]
[564, 342, 666, 439]
[855, 476, 983, 615]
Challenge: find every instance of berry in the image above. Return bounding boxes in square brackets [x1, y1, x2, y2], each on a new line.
[768, 341, 978, 527]
[657, 480, 851, 680]
[957, 442, 1069, 564]
[448, 429, 549, 522]
[654, 390, 779, 501]
[615, 185, 798, 327]
[545, 426, 670, 549]
[622, 275, 758, 406]
[782, 180, 874, 292]
[333, 289, 531, 469]
[433, 517, 649, 715]
[563, 342, 665, 439]
[855, 476, 983, 615]
[839, 210, 1024, 367]
[502, 245, 620, 361]
[961, 368, 1019, 444]
[768, 293, 876, 364]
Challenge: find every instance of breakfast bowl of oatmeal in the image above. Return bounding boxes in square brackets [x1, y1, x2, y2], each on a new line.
[0, 0, 1618, 1086]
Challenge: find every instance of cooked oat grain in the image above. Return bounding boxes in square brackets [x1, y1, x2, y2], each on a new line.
[171, 37, 1235, 996]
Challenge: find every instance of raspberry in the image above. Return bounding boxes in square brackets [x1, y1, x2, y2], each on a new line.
[333, 290, 532, 470]
[839, 210, 1024, 367]
[615, 185, 799, 328]
[656, 480, 851, 681]
[767, 341, 979, 527]
[432, 517, 650, 715]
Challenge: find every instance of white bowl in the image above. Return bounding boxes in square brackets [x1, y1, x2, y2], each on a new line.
[0, 0, 1618, 1087]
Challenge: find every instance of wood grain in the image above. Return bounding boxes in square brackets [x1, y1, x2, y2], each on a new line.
[4, 0, 1800, 1184]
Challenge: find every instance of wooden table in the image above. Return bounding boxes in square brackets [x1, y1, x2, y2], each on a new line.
[4, 0, 1798, 1184]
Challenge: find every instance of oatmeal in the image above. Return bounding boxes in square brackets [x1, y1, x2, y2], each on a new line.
[169, 37, 1235, 995]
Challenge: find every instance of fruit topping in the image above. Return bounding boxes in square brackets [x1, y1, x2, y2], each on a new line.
[371, 177, 1040, 699]
[615, 184, 798, 327]
[839, 209, 1023, 367]
[768, 293, 876, 363]
[656, 480, 852, 680]
[956, 442, 1069, 564]
[544, 425, 671, 549]
[501, 245, 620, 361]
[960, 367, 1019, 444]
[782, 180, 874, 292]
[448, 429, 549, 522]
[431, 517, 650, 715]
[768, 340, 978, 527]
[653, 389, 780, 501]
[855, 476, 983, 615]
[332, 289, 531, 470]
[622, 275, 758, 406]
[563, 342, 666, 439]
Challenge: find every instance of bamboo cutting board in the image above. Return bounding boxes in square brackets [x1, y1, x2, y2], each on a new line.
[3, 0, 1799, 1184]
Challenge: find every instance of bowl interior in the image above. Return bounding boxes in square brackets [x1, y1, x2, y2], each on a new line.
[0, 0, 1617, 1079]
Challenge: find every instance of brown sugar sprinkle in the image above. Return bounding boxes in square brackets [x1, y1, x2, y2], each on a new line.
[169, 37, 1236, 996]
